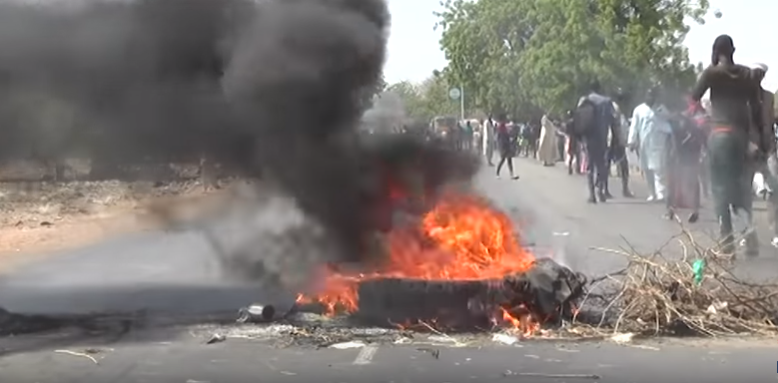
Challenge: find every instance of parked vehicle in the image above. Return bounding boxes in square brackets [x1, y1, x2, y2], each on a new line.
[430, 116, 458, 147]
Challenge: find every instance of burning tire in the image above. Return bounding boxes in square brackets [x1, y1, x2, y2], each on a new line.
[355, 278, 492, 328]
[353, 258, 587, 330]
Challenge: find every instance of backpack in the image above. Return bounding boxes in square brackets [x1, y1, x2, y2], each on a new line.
[572, 97, 597, 136]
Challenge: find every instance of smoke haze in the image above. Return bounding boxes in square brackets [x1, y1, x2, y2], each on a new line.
[0, 0, 478, 295]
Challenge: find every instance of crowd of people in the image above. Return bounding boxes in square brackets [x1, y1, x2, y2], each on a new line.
[471, 34, 778, 258]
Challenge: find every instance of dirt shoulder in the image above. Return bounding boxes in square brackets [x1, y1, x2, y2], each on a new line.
[0, 179, 215, 271]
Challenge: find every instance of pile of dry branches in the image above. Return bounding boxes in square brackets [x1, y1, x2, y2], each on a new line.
[576, 229, 778, 337]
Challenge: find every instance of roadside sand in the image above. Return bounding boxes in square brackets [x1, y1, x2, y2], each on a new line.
[0, 178, 215, 272]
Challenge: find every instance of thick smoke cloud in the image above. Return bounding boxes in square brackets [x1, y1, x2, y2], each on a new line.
[0, 0, 478, 293]
[0, 0, 239, 163]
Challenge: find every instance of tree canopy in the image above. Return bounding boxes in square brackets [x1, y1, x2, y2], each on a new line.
[385, 72, 463, 122]
[431, 0, 709, 118]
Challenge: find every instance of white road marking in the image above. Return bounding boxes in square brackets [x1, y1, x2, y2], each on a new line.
[352, 345, 378, 365]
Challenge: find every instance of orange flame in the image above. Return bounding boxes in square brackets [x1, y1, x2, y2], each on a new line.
[297, 193, 536, 329]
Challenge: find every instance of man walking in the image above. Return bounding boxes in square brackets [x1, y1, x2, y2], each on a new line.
[463, 120, 474, 151]
[628, 88, 672, 202]
[555, 119, 567, 162]
[563, 110, 582, 175]
[573, 80, 620, 203]
[690, 35, 765, 256]
[606, 100, 634, 198]
[495, 114, 519, 180]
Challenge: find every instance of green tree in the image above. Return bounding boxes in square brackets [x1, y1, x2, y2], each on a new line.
[386, 73, 461, 122]
[436, 0, 538, 118]
[437, 0, 709, 116]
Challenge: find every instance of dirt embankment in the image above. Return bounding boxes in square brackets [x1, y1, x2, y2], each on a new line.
[0, 163, 235, 271]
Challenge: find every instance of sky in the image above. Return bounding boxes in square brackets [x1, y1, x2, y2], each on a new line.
[384, 0, 778, 91]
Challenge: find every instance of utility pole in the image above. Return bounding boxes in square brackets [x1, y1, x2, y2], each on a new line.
[460, 83, 465, 121]
[448, 86, 464, 120]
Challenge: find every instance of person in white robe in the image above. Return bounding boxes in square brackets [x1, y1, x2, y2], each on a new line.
[538, 114, 558, 166]
[627, 89, 672, 201]
[482, 116, 495, 166]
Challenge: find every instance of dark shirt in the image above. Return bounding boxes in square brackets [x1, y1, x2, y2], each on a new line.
[508, 124, 519, 142]
[580, 92, 616, 147]
[691, 63, 762, 140]
[584, 92, 619, 140]
[496, 122, 509, 141]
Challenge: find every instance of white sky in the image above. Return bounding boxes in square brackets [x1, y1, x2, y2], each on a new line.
[384, 0, 777, 90]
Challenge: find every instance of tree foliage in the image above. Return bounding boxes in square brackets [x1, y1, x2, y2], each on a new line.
[436, 0, 709, 117]
[385, 73, 461, 122]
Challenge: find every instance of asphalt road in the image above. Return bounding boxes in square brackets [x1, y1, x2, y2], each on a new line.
[1, 335, 776, 382]
[2, 156, 778, 380]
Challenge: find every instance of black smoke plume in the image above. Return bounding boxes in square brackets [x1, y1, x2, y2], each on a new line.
[0, 0, 478, 292]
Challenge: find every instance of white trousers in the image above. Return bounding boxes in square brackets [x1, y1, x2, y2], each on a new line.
[645, 169, 667, 199]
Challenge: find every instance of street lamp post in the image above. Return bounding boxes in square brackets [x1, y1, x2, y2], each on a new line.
[459, 83, 465, 121]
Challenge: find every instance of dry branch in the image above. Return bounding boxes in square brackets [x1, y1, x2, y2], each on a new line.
[576, 226, 778, 337]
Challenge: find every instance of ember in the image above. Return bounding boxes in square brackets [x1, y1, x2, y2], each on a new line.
[297, 193, 585, 332]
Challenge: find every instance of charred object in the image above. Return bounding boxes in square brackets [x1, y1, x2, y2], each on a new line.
[237, 304, 276, 323]
[352, 258, 586, 330]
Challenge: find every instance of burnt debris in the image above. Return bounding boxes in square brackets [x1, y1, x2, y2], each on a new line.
[353, 258, 586, 330]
